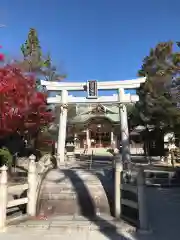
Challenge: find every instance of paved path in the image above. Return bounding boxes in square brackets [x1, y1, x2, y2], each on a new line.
[0, 231, 133, 240]
[37, 168, 111, 216]
[2, 187, 180, 240]
[143, 187, 180, 240]
[1, 215, 135, 240]
[3, 152, 180, 239]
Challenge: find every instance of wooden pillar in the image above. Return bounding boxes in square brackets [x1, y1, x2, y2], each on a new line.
[86, 128, 90, 149]
[111, 131, 114, 146]
[74, 133, 78, 148]
[114, 135, 118, 148]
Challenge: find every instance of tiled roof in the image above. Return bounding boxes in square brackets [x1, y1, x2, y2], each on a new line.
[68, 104, 120, 123]
[69, 113, 120, 123]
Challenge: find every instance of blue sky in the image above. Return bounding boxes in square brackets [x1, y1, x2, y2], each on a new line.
[0, 0, 180, 96]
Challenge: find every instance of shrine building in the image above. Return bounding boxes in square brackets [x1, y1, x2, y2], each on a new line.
[66, 103, 121, 149]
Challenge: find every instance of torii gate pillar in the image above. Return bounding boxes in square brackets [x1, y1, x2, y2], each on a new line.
[57, 90, 68, 165]
[41, 77, 146, 166]
[118, 88, 130, 168]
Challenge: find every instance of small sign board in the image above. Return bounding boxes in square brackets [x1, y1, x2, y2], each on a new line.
[87, 80, 98, 99]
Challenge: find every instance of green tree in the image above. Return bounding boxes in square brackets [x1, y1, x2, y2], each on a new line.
[134, 41, 180, 132]
[20, 28, 44, 73]
[43, 54, 67, 82]
[18, 28, 66, 88]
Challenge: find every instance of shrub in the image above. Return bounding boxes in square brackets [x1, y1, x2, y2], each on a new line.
[0, 147, 13, 167]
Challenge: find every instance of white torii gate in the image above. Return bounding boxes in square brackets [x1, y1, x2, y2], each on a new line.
[41, 78, 146, 166]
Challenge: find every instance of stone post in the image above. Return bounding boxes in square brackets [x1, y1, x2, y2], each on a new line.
[114, 153, 122, 218]
[118, 88, 131, 169]
[137, 166, 149, 232]
[57, 90, 68, 165]
[0, 165, 8, 231]
[27, 154, 37, 217]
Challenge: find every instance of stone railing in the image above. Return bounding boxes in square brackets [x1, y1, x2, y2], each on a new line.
[113, 155, 150, 232]
[0, 153, 54, 231]
[35, 153, 55, 211]
[120, 167, 149, 231]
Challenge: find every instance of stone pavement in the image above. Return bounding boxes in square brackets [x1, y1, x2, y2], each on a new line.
[37, 168, 111, 216]
[1, 215, 136, 240]
[2, 187, 180, 240]
[0, 232, 133, 240]
[3, 152, 180, 240]
[143, 187, 180, 240]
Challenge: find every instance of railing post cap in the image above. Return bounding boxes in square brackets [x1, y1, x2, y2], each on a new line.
[0, 165, 8, 171]
[114, 148, 119, 154]
[29, 154, 36, 161]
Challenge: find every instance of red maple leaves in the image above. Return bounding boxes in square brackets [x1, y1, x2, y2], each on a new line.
[0, 46, 5, 62]
[0, 65, 54, 137]
[0, 53, 4, 62]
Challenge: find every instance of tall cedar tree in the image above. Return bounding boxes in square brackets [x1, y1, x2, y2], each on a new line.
[18, 28, 66, 88]
[131, 41, 180, 133]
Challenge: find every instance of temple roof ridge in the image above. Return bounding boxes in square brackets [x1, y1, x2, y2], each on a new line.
[79, 103, 117, 116]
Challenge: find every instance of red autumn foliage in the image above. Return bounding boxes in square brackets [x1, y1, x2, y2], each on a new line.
[0, 65, 54, 137]
[0, 46, 5, 62]
[0, 53, 4, 62]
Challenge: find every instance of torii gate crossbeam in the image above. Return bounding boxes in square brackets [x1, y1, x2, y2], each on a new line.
[41, 78, 146, 167]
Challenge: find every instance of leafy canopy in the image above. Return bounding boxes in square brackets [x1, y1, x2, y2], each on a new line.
[0, 65, 54, 137]
[18, 28, 66, 83]
[133, 41, 180, 130]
